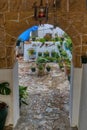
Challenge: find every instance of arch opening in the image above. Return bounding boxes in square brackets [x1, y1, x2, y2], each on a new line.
[14, 24, 73, 129]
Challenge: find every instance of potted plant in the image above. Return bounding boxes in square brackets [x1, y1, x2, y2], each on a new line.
[36, 57, 48, 65]
[46, 65, 51, 72]
[59, 62, 64, 70]
[19, 85, 28, 107]
[38, 52, 42, 57]
[31, 67, 36, 72]
[37, 64, 45, 76]
[63, 59, 71, 76]
[43, 51, 49, 57]
[28, 48, 35, 56]
[51, 50, 57, 57]
[0, 82, 11, 130]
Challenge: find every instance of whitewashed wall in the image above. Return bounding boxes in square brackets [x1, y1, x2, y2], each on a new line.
[24, 42, 59, 61]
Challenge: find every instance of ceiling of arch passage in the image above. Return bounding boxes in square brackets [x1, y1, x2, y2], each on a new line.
[1, 0, 87, 55]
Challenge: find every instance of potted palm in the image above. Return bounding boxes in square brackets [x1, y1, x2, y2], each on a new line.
[0, 82, 11, 130]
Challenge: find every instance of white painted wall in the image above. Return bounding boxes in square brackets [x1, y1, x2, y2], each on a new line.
[12, 62, 20, 127]
[70, 64, 82, 127]
[0, 61, 19, 127]
[38, 24, 64, 38]
[79, 64, 87, 130]
[24, 42, 59, 61]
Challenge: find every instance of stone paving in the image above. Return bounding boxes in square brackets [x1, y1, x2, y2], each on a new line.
[14, 58, 71, 130]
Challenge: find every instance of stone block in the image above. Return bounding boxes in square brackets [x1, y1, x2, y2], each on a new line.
[0, 58, 7, 68]
[0, 46, 6, 58]
[5, 12, 18, 21]
[0, 0, 8, 12]
[6, 35, 16, 46]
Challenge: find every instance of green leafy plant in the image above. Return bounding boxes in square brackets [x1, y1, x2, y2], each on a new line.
[43, 51, 49, 57]
[0, 82, 11, 95]
[36, 57, 48, 64]
[59, 62, 64, 69]
[39, 38, 46, 43]
[28, 49, 35, 55]
[37, 64, 44, 70]
[63, 33, 72, 53]
[44, 33, 52, 41]
[37, 63, 45, 76]
[51, 50, 58, 57]
[19, 85, 28, 107]
[60, 50, 67, 58]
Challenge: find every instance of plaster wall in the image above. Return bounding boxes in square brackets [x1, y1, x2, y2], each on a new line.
[70, 65, 82, 127]
[0, 61, 19, 127]
[79, 64, 87, 130]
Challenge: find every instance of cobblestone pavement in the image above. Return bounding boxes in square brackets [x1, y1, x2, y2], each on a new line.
[14, 58, 71, 130]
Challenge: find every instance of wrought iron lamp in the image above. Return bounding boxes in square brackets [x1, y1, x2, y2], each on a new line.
[33, 0, 60, 25]
[33, 0, 48, 25]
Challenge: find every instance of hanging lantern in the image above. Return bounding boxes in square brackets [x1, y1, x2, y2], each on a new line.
[33, 0, 48, 25]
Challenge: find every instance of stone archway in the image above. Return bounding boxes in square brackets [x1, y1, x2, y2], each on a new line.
[0, 0, 87, 129]
[0, 0, 87, 69]
[1, 12, 81, 68]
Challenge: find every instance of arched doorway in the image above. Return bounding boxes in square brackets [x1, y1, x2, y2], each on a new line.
[0, 1, 87, 129]
[15, 24, 72, 130]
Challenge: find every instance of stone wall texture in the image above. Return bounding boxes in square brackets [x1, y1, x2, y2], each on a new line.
[0, 0, 87, 68]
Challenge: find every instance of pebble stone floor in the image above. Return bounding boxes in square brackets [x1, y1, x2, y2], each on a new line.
[14, 58, 71, 130]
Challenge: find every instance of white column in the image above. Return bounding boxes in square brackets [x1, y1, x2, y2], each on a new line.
[0, 61, 19, 127]
[70, 64, 82, 127]
[79, 64, 87, 130]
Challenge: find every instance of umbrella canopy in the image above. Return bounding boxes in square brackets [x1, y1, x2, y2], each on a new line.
[17, 26, 38, 42]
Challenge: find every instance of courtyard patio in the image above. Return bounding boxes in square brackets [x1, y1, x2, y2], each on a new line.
[14, 57, 71, 130]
